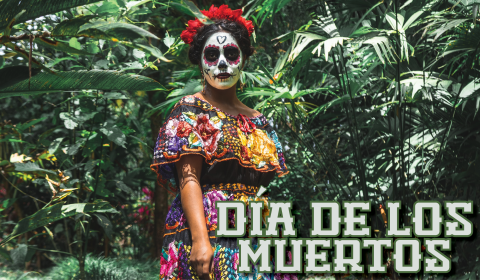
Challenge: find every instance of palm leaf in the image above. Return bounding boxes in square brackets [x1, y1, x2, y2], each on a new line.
[0, 70, 166, 99]
[0, 0, 103, 31]
[0, 66, 41, 90]
[79, 21, 159, 40]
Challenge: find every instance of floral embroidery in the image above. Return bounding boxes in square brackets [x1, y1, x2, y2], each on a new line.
[203, 190, 226, 228]
[217, 111, 226, 119]
[159, 183, 299, 279]
[248, 129, 279, 167]
[160, 242, 179, 278]
[151, 94, 289, 192]
[154, 95, 293, 279]
[165, 119, 179, 138]
[167, 136, 187, 154]
[192, 113, 223, 154]
[176, 121, 192, 137]
[184, 95, 195, 103]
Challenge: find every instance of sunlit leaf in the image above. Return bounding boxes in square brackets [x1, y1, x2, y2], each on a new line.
[0, 201, 118, 246]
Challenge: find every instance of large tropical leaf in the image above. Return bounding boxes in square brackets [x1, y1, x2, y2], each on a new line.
[0, 0, 103, 31]
[0, 200, 118, 246]
[50, 15, 97, 36]
[0, 66, 41, 90]
[34, 37, 94, 56]
[79, 21, 159, 40]
[0, 70, 166, 99]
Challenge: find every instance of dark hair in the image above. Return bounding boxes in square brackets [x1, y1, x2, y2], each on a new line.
[188, 19, 255, 65]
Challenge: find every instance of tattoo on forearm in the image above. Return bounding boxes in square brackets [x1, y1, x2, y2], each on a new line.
[178, 163, 200, 190]
[180, 177, 200, 190]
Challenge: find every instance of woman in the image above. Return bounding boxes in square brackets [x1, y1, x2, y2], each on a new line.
[151, 5, 291, 279]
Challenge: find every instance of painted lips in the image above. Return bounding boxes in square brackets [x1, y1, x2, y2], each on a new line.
[216, 73, 231, 79]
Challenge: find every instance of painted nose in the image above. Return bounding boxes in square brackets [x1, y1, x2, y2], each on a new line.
[218, 60, 227, 69]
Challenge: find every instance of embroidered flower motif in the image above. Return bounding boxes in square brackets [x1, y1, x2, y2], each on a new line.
[160, 241, 179, 278]
[188, 132, 202, 147]
[165, 119, 179, 138]
[176, 121, 192, 138]
[233, 252, 239, 271]
[183, 95, 195, 103]
[203, 190, 227, 227]
[247, 129, 279, 167]
[168, 136, 188, 153]
[193, 113, 223, 155]
[209, 116, 223, 129]
[217, 111, 226, 119]
[182, 112, 197, 126]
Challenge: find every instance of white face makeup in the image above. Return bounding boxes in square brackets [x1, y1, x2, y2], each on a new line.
[201, 32, 243, 90]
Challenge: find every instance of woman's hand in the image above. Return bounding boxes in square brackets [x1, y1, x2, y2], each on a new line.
[175, 154, 213, 279]
[191, 238, 214, 279]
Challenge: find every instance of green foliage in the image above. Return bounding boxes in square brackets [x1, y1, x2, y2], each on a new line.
[1, 0, 480, 278]
[0, 70, 166, 98]
[0, 254, 160, 279]
[0, 0, 104, 30]
[1, 200, 118, 246]
[45, 254, 160, 280]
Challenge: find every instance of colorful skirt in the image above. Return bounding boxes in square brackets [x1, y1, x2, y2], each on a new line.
[159, 183, 298, 280]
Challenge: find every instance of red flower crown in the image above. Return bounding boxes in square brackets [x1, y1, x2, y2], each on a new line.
[180, 4, 254, 45]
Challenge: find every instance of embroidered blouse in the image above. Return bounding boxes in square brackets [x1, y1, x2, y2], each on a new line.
[150, 95, 288, 192]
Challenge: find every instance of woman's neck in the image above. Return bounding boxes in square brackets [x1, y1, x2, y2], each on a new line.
[202, 83, 241, 108]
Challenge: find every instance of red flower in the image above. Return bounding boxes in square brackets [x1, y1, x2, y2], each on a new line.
[142, 187, 154, 204]
[193, 114, 221, 154]
[180, 4, 254, 45]
[180, 19, 204, 44]
[195, 115, 219, 142]
[176, 121, 192, 137]
[138, 205, 150, 217]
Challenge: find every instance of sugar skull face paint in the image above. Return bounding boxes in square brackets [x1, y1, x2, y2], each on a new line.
[201, 32, 243, 90]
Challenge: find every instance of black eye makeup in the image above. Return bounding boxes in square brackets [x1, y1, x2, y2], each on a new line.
[204, 47, 220, 62]
[224, 46, 240, 61]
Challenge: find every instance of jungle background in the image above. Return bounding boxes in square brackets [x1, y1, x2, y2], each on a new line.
[0, 0, 479, 279]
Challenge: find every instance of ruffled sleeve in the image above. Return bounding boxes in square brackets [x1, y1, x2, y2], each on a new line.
[150, 96, 222, 185]
[150, 95, 289, 192]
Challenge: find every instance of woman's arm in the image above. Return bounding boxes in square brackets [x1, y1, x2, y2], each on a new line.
[175, 155, 213, 279]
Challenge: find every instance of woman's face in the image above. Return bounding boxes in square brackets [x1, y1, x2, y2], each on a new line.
[201, 31, 243, 90]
